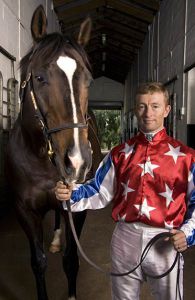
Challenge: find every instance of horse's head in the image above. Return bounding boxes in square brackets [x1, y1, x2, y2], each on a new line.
[20, 5, 93, 184]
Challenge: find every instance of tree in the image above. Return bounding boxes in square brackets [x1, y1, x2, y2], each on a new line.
[94, 109, 121, 150]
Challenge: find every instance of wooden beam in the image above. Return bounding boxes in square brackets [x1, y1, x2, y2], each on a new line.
[59, 8, 145, 31]
[53, 0, 68, 8]
[101, 19, 145, 41]
[59, 11, 101, 33]
[59, 7, 148, 34]
[86, 40, 138, 57]
[107, 0, 154, 23]
[106, 37, 141, 52]
[86, 33, 141, 53]
[89, 49, 134, 65]
[103, 9, 148, 33]
[87, 37, 141, 54]
[90, 51, 133, 67]
[102, 29, 144, 47]
[55, 0, 155, 23]
[74, 19, 145, 43]
[133, 0, 159, 11]
[55, 0, 105, 20]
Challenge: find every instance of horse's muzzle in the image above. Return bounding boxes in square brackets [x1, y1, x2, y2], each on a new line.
[64, 147, 92, 184]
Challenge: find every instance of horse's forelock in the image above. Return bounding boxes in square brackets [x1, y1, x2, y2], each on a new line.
[20, 32, 91, 77]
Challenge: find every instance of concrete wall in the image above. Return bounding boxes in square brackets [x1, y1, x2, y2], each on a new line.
[0, 0, 59, 212]
[0, 0, 59, 89]
[124, 0, 195, 145]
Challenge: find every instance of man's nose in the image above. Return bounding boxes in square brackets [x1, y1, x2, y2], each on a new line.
[144, 106, 153, 116]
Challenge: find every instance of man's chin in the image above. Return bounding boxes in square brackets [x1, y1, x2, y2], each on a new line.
[140, 125, 156, 133]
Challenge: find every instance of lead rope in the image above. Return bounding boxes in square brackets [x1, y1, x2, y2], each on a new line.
[64, 196, 180, 278]
[65, 197, 182, 300]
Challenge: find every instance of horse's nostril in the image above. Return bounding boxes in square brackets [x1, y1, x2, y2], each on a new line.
[64, 153, 73, 175]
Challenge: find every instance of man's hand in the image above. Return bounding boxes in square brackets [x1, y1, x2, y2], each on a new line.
[55, 181, 73, 201]
[170, 229, 188, 252]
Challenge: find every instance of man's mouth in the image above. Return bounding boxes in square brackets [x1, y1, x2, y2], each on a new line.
[144, 119, 154, 123]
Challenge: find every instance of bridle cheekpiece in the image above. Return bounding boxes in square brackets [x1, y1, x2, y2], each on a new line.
[20, 71, 88, 159]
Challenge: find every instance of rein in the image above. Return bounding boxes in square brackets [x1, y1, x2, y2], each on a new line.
[20, 71, 88, 157]
[65, 198, 180, 278]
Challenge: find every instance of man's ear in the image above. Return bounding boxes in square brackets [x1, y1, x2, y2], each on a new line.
[31, 5, 47, 43]
[164, 105, 171, 117]
[77, 17, 92, 47]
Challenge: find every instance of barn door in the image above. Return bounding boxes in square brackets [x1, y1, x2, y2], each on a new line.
[164, 79, 178, 139]
[186, 68, 195, 149]
[164, 92, 177, 138]
[0, 60, 18, 216]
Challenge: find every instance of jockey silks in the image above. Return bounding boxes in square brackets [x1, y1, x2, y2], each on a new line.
[64, 128, 195, 247]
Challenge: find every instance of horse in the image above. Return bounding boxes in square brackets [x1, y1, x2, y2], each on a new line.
[49, 108, 103, 253]
[5, 5, 93, 300]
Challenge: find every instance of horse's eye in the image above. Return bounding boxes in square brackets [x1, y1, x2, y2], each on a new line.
[35, 75, 47, 84]
[85, 78, 93, 88]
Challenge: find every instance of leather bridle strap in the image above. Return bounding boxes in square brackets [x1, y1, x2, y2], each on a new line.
[21, 71, 88, 137]
[29, 73, 88, 135]
[65, 198, 179, 278]
[20, 71, 88, 159]
[47, 123, 87, 134]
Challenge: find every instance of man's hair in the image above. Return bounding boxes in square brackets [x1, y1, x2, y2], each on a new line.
[136, 82, 169, 104]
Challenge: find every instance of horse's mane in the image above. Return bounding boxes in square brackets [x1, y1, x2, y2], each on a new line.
[20, 32, 91, 80]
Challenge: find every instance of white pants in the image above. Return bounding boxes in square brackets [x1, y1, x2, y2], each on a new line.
[111, 222, 184, 300]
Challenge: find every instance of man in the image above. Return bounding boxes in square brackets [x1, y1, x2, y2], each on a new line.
[55, 82, 195, 300]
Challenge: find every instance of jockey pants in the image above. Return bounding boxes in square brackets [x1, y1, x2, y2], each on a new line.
[110, 222, 184, 300]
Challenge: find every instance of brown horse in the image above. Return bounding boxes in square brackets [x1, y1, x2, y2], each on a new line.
[6, 5, 92, 300]
[49, 108, 103, 253]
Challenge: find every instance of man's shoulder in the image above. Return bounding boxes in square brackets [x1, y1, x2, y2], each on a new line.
[112, 137, 136, 151]
[168, 136, 195, 156]
[110, 137, 136, 159]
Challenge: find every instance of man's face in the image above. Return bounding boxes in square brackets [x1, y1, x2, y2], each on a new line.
[135, 92, 171, 133]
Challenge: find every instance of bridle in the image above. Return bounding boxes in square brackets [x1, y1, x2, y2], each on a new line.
[20, 70, 88, 158]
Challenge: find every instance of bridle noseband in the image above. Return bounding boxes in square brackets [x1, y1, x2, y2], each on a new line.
[20, 71, 88, 158]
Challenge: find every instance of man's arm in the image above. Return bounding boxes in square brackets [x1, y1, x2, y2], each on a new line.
[55, 153, 116, 212]
[180, 161, 195, 247]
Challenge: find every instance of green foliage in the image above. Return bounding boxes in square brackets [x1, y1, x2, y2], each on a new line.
[94, 110, 121, 150]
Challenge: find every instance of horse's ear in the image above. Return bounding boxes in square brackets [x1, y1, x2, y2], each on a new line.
[31, 5, 47, 42]
[77, 17, 92, 47]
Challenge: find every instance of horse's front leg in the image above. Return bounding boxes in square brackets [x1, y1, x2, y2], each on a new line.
[15, 202, 48, 300]
[63, 210, 87, 300]
[49, 208, 62, 253]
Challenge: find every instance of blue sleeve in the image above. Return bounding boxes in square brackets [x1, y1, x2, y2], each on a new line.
[180, 162, 195, 246]
[62, 153, 116, 212]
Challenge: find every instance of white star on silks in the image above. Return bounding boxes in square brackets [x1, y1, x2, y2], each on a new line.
[159, 184, 174, 207]
[121, 180, 135, 200]
[164, 143, 186, 164]
[164, 221, 174, 229]
[138, 156, 159, 177]
[134, 198, 156, 220]
[119, 143, 134, 159]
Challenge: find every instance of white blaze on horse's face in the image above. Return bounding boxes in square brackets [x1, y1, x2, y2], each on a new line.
[57, 56, 84, 177]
